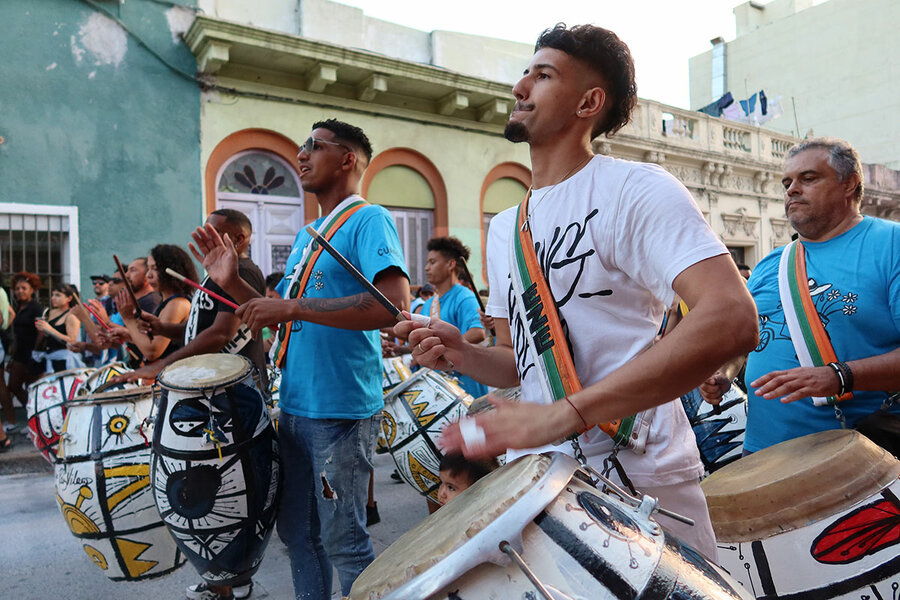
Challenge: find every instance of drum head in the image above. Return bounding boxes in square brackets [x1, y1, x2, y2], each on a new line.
[702, 430, 900, 541]
[158, 354, 252, 391]
[349, 453, 573, 600]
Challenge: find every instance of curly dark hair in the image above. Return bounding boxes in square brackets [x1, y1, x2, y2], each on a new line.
[265, 272, 284, 290]
[536, 23, 637, 138]
[12, 271, 42, 290]
[312, 119, 373, 164]
[426, 236, 470, 263]
[150, 244, 198, 297]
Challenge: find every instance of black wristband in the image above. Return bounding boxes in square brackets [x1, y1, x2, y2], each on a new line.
[837, 361, 854, 393]
[828, 362, 846, 397]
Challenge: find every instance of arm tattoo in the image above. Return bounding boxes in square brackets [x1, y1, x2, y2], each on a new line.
[297, 293, 377, 313]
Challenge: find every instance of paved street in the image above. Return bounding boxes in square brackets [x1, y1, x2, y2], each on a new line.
[0, 445, 428, 600]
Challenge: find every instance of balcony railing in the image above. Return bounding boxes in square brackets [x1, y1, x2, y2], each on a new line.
[617, 99, 800, 165]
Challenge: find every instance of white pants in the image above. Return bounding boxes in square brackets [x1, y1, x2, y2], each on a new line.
[638, 479, 718, 562]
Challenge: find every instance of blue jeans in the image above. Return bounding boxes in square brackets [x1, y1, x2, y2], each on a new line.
[277, 413, 377, 599]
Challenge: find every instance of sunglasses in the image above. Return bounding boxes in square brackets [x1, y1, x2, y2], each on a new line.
[300, 136, 351, 157]
[110, 277, 123, 284]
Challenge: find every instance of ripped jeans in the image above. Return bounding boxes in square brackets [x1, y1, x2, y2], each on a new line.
[277, 413, 377, 599]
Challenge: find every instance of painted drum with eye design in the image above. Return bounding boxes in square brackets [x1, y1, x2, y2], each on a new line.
[349, 452, 753, 600]
[151, 354, 281, 587]
[54, 386, 185, 581]
[704, 430, 900, 599]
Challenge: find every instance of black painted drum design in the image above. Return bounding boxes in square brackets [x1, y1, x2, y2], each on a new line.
[151, 354, 281, 586]
[380, 369, 473, 502]
[26, 367, 94, 462]
[348, 453, 753, 600]
[704, 430, 900, 599]
[83, 361, 141, 395]
[55, 386, 185, 580]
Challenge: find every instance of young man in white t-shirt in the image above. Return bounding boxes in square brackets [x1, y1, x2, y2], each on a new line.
[396, 24, 758, 557]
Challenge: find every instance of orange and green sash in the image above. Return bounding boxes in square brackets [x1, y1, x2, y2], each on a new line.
[511, 195, 641, 449]
[272, 196, 368, 368]
[778, 240, 853, 406]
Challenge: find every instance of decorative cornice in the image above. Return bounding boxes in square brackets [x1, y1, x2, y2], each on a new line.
[184, 16, 514, 127]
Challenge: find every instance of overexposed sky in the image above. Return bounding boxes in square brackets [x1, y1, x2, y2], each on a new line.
[333, 0, 742, 109]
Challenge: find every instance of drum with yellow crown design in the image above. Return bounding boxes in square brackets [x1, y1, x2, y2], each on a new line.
[54, 386, 185, 581]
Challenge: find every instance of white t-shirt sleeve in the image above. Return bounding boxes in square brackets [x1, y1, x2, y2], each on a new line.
[485, 207, 518, 319]
[612, 164, 727, 307]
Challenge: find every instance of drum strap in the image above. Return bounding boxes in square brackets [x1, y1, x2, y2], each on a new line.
[511, 194, 647, 451]
[777, 240, 853, 405]
[272, 196, 368, 368]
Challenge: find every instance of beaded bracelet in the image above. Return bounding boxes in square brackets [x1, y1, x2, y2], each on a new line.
[827, 361, 852, 396]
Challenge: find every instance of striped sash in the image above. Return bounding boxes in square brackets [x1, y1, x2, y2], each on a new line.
[510, 196, 646, 450]
[777, 240, 853, 406]
[272, 196, 368, 368]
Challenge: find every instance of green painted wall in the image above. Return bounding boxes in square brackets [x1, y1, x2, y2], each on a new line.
[0, 0, 201, 293]
[368, 166, 434, 209]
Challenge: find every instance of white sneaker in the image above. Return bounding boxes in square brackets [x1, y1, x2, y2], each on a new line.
[185, 580, 252, 599]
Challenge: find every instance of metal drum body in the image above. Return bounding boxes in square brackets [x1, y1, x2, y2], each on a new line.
[380, 368, 472, 502]
[83, 361, 140, 394]
[349, 453, 753, 600]
[54, 387, 185, 581]
[151, 354, 281, 586]
[680, 382, 747, 474]
[26, 367, 95, 462]
[704, 430, 900, 599]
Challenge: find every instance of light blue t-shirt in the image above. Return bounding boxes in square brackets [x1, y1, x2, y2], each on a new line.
[422, 284, 488, 398]
[276, 203, 408, 419]
[744, 217, 900, 452]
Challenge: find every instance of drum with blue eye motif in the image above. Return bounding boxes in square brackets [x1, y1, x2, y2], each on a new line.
[54, 386, 185, 581]
[349, 453, 753, 600]
[151, 354, 281, 587]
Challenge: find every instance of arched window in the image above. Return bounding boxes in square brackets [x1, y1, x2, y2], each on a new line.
[206, 129, 304, 278]
[363, 149, 448, 286]
[479, 163, 531, 284]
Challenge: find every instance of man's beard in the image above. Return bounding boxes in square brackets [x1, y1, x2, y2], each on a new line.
[504, 121, 529, 143]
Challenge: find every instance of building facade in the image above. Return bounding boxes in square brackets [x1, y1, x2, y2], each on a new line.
[6, 0, 895, 300]
[689, 0, 900, 169]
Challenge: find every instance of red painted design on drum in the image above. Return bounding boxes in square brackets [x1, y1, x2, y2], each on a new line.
[43, 385, 59, 400]
[811, 497, 900, 564]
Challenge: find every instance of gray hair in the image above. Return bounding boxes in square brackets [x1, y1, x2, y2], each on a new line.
[787, 137, 864, 201]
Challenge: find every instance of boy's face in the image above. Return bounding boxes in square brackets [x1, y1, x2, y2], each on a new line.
[438, 469, 473, 505]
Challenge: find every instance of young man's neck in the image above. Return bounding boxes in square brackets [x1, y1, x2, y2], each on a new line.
[529, 143, 594, 190]
[316, 181, 362, 215]
[433, 276, 457, 296]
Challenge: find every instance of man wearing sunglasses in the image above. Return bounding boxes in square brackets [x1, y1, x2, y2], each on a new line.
[191, 119, 409, 600]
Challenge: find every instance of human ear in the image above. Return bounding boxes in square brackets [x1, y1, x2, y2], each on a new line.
[577, 87, 607, 118]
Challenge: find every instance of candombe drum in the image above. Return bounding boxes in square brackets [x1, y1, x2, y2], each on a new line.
[26, 367, 94, 462]
[151, 354, 281, 586]
[382, 355, 412, 392]
[83, 361, 140, 394]
[54, 386, 185, 580]
[375, 356, 414, 454]
[703, 430, 900, 599]
[680, 381, 747, 474]
[380, 368, 473, 502]
[264, 365, 281, 426]
[349, 453, 753, 600]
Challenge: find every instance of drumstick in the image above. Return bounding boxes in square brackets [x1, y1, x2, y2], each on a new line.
[165, 268, 240, 309]
[305, 226, 430, 326]
[458, 256, 494, 336]
[73, 290, 141, 362]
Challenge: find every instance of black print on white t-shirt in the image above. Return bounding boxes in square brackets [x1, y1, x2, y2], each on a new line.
[508, 281, 535, 380]
[533, 209, 613, 354]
